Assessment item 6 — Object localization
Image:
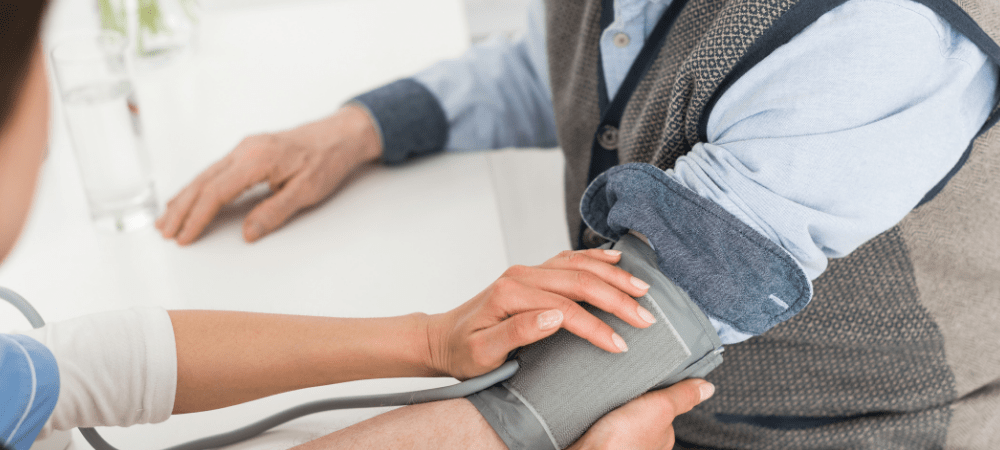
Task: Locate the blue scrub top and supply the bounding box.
[0,334,59,450]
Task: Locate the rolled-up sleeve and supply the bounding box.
[16,307,177,439]
[1,335,59,450]
[582,0,1000,343]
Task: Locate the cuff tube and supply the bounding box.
[580,163,812,336]
[468,234,724,449]
[350,78,449,165]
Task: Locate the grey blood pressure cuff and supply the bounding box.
[467,233,724,450]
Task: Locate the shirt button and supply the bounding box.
[597,125,619,150]
[613,32,630,48]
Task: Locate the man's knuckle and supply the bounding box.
[289,182,316,201]
[200,185,221,203]
[239,136,278,160]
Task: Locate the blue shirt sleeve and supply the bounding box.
[411,0,558,151]
[352,0,557,164]
[1,334,59,450]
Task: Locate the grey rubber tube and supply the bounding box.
[0,286,519,450]
[0,286,45,328]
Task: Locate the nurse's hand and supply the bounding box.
[155,105,381,245]
[425,248,657,380]
[569,378,714,450]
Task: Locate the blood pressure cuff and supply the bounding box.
[467,233,724,449]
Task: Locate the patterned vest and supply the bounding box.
[546,0,1000,447]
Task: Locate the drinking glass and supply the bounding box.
[51,32,158,232]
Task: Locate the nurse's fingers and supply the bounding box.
[472,309,564,368]
[513,267,654,330]
[487,280,626,354]
[541,249,651,299]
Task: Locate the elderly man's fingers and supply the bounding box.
[157,157,232,237]
[241,178,315,242]
[643,379,714,418]
[567,380,712,450]
[158,186,199,239]
[174,170,270,246]
[543,250,651,299]
[173,147,305,246]
[516,267,654,330]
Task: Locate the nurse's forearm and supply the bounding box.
[169,310,435,414]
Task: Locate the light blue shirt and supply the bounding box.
[0,334,59,450]
[599,0,671,99]
[413,0,1000,343]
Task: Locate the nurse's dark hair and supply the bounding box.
[0,0,48,132]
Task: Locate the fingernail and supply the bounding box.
[604,249,622,256]
[631,277,650,290]
[537,309,563,330]
[246,222,264,241]
[612,333,628,352]
[637,306,657,324]
[699,382,715,401]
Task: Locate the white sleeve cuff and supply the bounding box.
[16,306,177,435]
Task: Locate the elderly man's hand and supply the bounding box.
[155,104,381,245]
[570,378,714,450]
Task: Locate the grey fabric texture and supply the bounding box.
[466,385,557,450]
[581,163,811,336]
[675,226,955,449]
[350,78,449,165]
[469,234,723,449]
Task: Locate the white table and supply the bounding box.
[1,0,570,448]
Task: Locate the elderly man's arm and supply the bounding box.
[292,380,713,450]
[584,0,1000,344]
[156,0,555,245]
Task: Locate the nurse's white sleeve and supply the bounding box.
[15,307,177,439]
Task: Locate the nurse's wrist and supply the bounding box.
[421,311,453,378]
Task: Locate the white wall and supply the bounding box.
[464,0,530,41]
